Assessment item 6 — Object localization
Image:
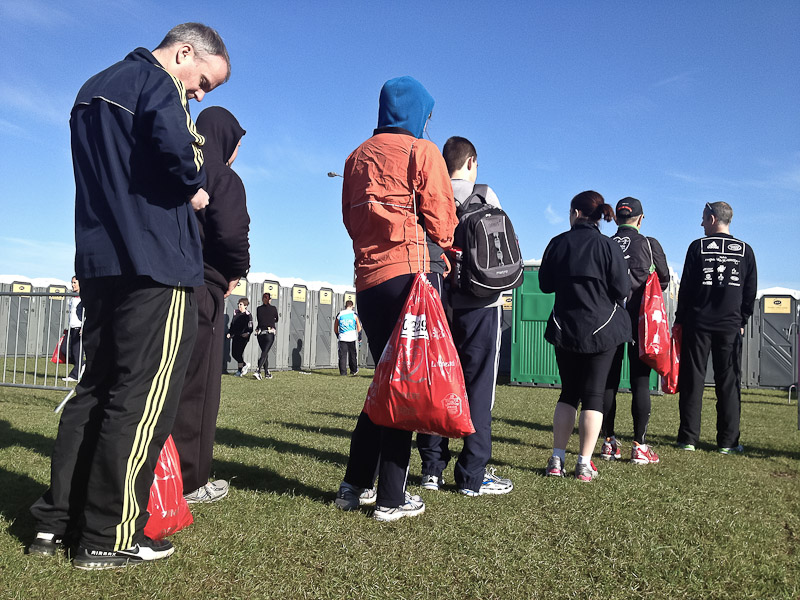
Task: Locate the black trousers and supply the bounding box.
[338,340,358,375]
[30,277,197,550]
[677,327,742,448]
[172,284,224,494]
[343,273,442,508]
[256,332,275,374]
[231,336,249,365]
[417,305,502,492]
[602,342,653,444]
[67,327,84,379]
[555,347,617,412]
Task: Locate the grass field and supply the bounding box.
[0,369,798,599]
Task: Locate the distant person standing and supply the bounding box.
[254,292,278,380]
[63,276,84,382]
[601,197,670,465]
[539,191,631,482]
[675,201,757,454]
[172,105,250,505]
[335,300,361,376]
[29,23,231,569]
[227,298,253,376]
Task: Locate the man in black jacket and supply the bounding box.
[601,198,670,465]
[675,201,757,454]
[29,23,230,569]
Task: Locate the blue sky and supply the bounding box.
[1,1,798,290]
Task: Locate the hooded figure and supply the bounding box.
[334,77,457,521]
[171,106,250,503]
[341,76,456,292]
[195,106,250,291]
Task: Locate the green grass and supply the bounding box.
[0,370,798,599]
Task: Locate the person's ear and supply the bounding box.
[175,44,194,65]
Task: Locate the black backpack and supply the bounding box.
[450,184,524,297]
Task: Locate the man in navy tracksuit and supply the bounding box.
[417,137,513,497]
[29,23,231,570]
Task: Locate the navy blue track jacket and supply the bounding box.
[71,47,206,287]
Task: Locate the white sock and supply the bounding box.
[552,449,566,462]
[577,454,592,465]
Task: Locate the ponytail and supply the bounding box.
[571,190,614,223]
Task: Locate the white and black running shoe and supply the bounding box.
[73,538,174,570]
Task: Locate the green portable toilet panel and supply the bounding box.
[510,267,657,390]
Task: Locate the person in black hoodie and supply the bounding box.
[539,191,631,482]
[601,197,670,465]
[172,105,249,504]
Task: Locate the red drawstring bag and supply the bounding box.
[364,273,475,438]
[50,331,67,364]
[661,324,682,394]
[144,435,193,540]
[638,270,671,377]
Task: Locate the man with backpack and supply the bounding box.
[417,136,517,497]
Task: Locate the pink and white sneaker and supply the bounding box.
[600,437,621,461]
[575,461,598,482]
[631,443,660,465]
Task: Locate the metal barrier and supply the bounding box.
[0,289,78,392]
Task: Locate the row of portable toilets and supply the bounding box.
[1,273,797,391]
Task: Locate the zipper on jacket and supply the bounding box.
[592,304,617,335]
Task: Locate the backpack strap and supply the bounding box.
[645,237,655,273]
[457,184,490,216]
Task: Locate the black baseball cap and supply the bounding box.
[616,197,643,217]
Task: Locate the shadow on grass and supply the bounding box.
[215,426,348,466]
[492,416,552,433]
[212,459,333,503]
[310,410,359,421]
[280,422,353,439]
[0,420,54,458]
[0,466,46,546]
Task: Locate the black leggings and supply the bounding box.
[555,347,617,413]
[602,343,653,443]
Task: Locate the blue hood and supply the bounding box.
[376,76,434,139]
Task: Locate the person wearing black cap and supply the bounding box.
[601,197,669,465]
[675,201,757,454]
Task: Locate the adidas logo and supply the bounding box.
[707,241,720,250]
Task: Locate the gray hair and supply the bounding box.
[704,201,733,225]
[155,23,231,82]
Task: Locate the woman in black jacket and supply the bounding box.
[539,191,631,481]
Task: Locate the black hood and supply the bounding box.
[196,106,246,167]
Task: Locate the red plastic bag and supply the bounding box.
[638,271,671,376]
[50,332,67,364]
[661,324,682,394]
[364,273,475,438]
[144,435,193,540]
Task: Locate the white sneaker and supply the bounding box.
[421,474,444,491]
[373,492,425,522]
[184,480,229,503]
[240,363,250,376]
[459,468,513,496]
[253,372,262,381]
[334,481,375,511]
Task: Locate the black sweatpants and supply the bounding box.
[172,284,224,494]
[256,332,275,375]
[338,340,358,375]
[343,272,442,508]
[30,277,197,551]
[231,336,249,365]
[417,304,502,492]
[602,342,653,444]
[67,327,84,379]
[677,327,742,448]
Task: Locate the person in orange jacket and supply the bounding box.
[334,76,457,522]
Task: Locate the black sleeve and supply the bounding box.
[538,239,556,293]
[607,239,632,303]
[202,170,250,280]
[649,237,670,291]
[675,242,697,325]
[740,245,758,326]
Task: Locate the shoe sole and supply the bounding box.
[476,485,513,495]
[421,484,441,491]
[373,504,425,522]
[74,558,132,570]
[28,545,59,557]
[631,458,659,465]
[545,470,565,477]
